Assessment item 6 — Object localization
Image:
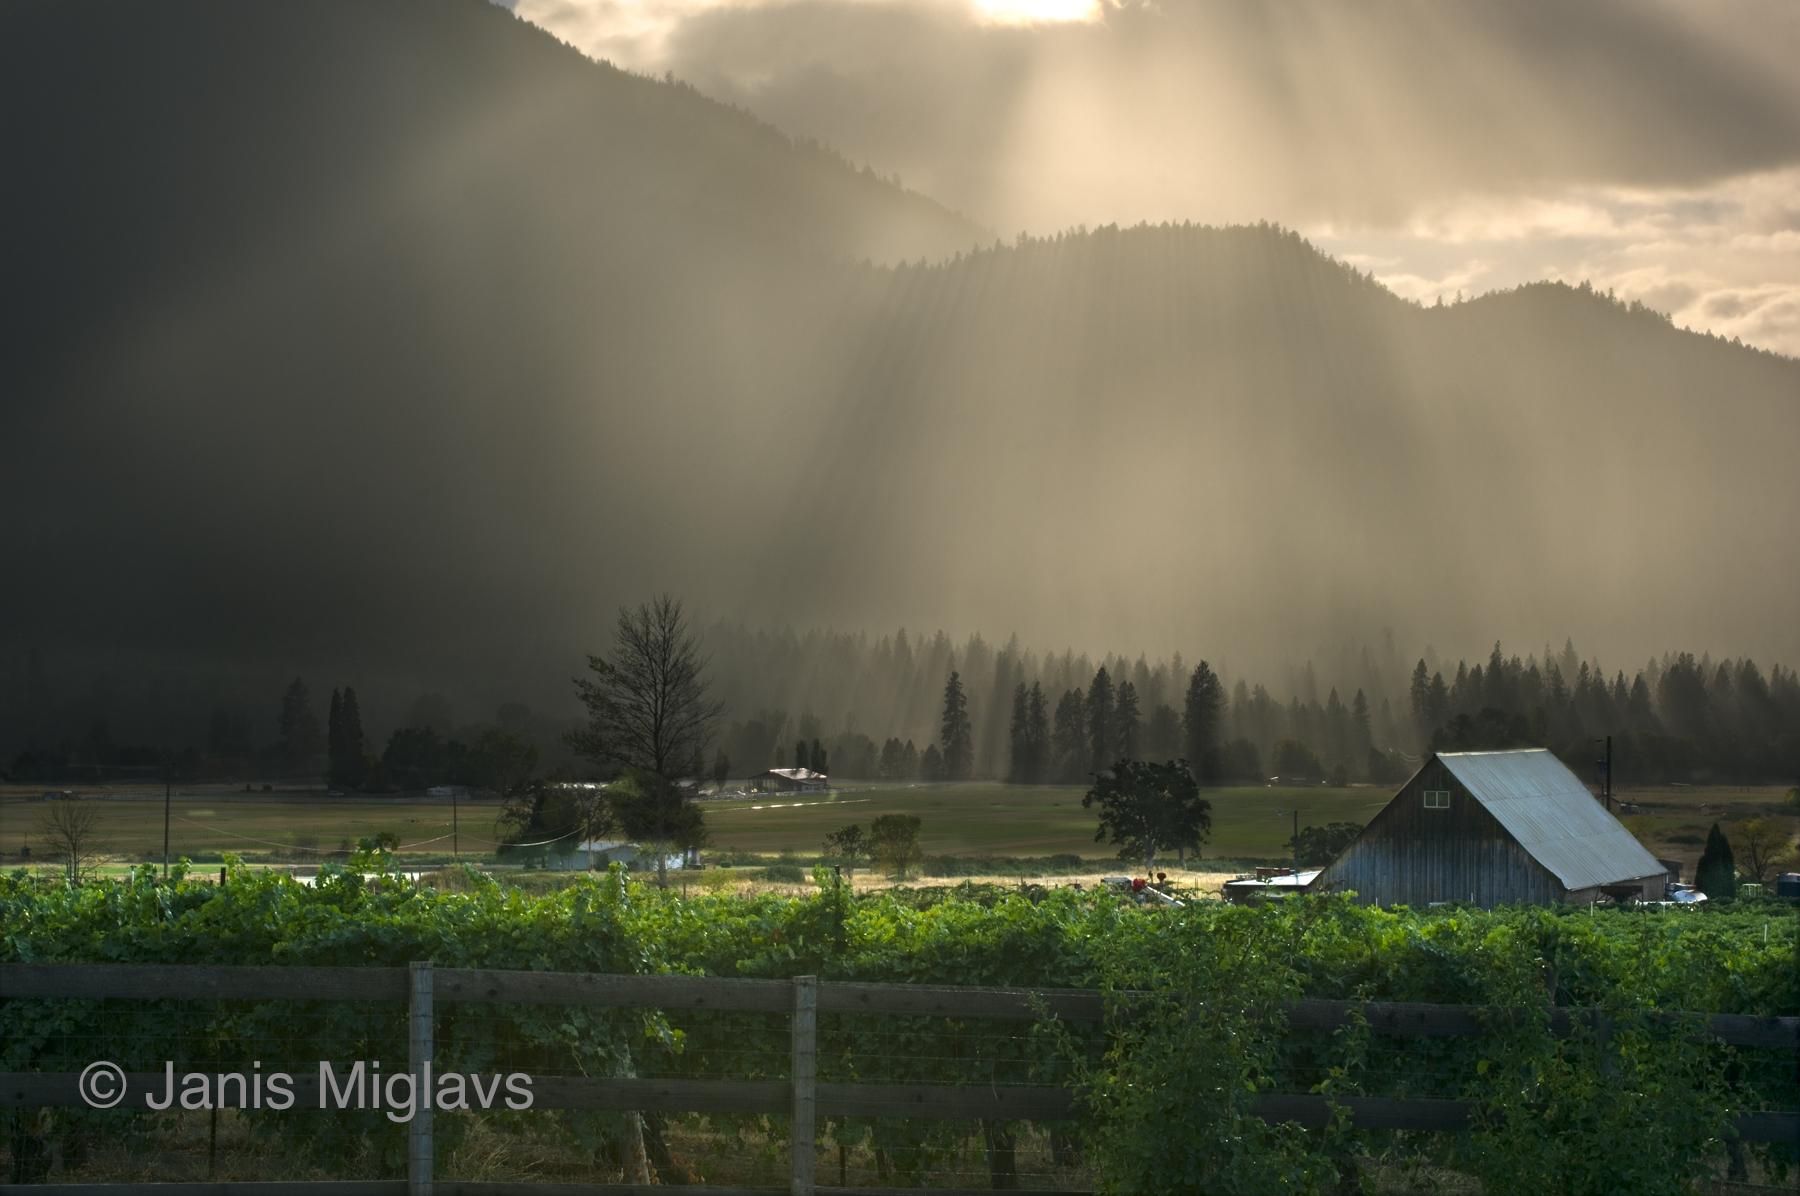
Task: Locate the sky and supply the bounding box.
[501,0,1800,356]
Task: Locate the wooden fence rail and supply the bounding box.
[3,962,1795,1196]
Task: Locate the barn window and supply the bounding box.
[1423,789,1451,809]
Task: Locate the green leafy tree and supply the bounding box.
[870,813,923,880]
[939,671,973,779]
[1727,817,1796,886]
[823,823,868,883]
[1695,822,1737,899]
[1271,738,1322,781]
[1217,737,1263,781]
[568,594,724,887]
[1083,758,1212,873]
[470,728,539,797]
[1289,821,1363,867]
[1183,662,1224,780]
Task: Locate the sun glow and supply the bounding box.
[970,0,1101,25]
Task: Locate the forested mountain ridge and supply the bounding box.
[1,0,1796,760]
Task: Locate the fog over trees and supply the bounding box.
[9,625,1796,791]
[3,1,1797,781]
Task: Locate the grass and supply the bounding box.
[2,781,1791,882]
[702,781,1392,861]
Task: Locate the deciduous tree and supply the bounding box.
[823,823,868,884]
[870,813,923,880]
[1728,817,1797,885]
[568,595,724,886]
[36,799,108,885]
[1082,759,1210,874]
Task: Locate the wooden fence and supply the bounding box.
[2,963,1796,1196]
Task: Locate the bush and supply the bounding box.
[763,863,807,883]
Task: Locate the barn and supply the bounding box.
[1310,748,1668,908]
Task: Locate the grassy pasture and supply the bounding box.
[1,781,1791,879]
[701,781,1392,861]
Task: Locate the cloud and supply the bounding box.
[507,0,1800,351]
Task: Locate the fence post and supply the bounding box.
[409,960,434,1196]
[791,975,817,1196]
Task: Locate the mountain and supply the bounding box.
[2,0,1797,752]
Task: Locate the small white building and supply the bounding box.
[751,767,830,794]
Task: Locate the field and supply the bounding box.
[2,780,1792,881]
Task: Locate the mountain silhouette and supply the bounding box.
[2,0,1796,750]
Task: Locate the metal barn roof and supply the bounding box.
[1437,749,1665,891]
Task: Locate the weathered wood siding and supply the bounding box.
[1314,760,1568,907]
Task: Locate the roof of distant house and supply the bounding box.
[1436,749,1664,890]
[759,767,829,781]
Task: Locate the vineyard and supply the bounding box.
[2,856,1796,1195]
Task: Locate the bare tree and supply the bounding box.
[36,801,109,885]
[568,595,724,886]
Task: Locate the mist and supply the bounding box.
[2,0,1798,764]
[517,0,1800,354]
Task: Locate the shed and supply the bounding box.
[1309,749,1668,907]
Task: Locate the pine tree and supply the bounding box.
[1008,682,1030,782]
[328,687,367,789]
[1053,689,1087,782]
[1427,672,1450,730]
[1183,662,1224,779]
[1409,660,1431,741]
[921,742,946,782]
[1026,682,1049,783]
[1695,822,1738,899]
[813,739,827,775]
[326,688,345,762]
[1350,689,1372,759]
[1087,666,1116,775]
[1115,681,1141,761]
[277,678,322,769]
[940,671,974,779]
[795,740,810,770]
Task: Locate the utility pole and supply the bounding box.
[1292,808,1300,882]
[1605,735,1613,811]
[163,761,173,880]
[452,788,459,859]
